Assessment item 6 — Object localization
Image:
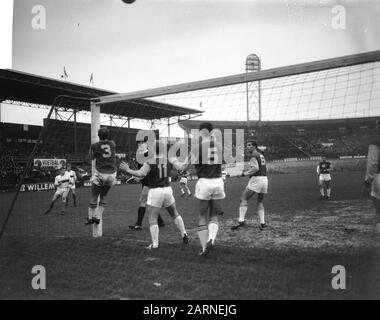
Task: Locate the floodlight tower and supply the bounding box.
[245,53,261,129]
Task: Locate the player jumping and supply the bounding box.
[43,167,73,215]
[317,157,332,200]
[85,127,117,226]
[66,163,77,206]
[231,140,268,231]
[179,171,192,197]
[120,141,188,249]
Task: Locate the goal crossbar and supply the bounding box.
[95,50,380,105]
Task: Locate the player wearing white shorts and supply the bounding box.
[66,163,77,207]
[120,141,188,249]
[231,140,268,231]
[317,157,332,200]
[179,171,192,197]
[85,128,117,226]
[363,119,380,233]
[129,141,165,231]
[174,122,225,256]
[43,167,73,215]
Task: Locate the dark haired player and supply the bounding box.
[173,122,225,256]
[120,141,188,249]
[231,140,268,231]
[129,140,165,230]
[85,127,117,226]
[317,157,332,200]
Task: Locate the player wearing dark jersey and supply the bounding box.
[231,140,268,231]
[120,141,188,249]
[85,128,117,226]
[317,157,332,199]
[173,122,225,256]
[129,141,165,230]
[363,119,380,233]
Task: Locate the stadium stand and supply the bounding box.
[179,117,376,160]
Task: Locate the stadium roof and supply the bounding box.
[0,69,202,120]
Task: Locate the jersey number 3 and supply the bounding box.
[101,144,112,158]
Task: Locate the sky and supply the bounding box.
[1,0,380,136]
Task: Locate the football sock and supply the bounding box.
[239,206,247,223]
[257,203,265,224]
[327,189,331,197]
[320,188,324,196]
[96,205,105,219]
[136,206,146,226]
[88,207,95,220]
[149,224,159,248]
[208,222,219,244]
[186,187,191,195]
[73,194,77,206]
[174,215,186,237]
[197,225,209,251]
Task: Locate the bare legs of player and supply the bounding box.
[180,183,192,197]
[147,203,188,249]
[232,189,266,230]
[319,181,331,199]
[197,199,221,255]
[86,184,110,225]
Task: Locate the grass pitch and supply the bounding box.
[1,170,380,299]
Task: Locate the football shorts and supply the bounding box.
[53,187,70,201]
[180,177,188,185]
[246,176,268,194]
[195,177,225,200]
[319,174,332,184]
[371,174,380,200]
[92,170,117,187]
[147,186,175,208]
[69,183,76,190]
[139,186,149,207]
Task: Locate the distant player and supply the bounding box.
[129,140,165,231]
[363,119,380,233]
[179,171,192,197]
[173,122,225,256]
[317,157,332,199]
[85,127,117,225]
[231,140,268,231]
[66,163,77,207]
[120,141,188,249]
[43,167,73,215]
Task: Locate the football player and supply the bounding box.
[120,141,188,249]
[66,163,77,207]
[173,122,225,256]
[317,157,332,199]
[85,127,117,226]
[43,167,73,215]
[363,119,380,233]
[231,140,268,231]
[129,140,166,231]
[179,171,192,197]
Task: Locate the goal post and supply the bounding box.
[90,101,102,237]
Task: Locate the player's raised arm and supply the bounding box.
[120,161,151,178]
[54,175,60,187]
